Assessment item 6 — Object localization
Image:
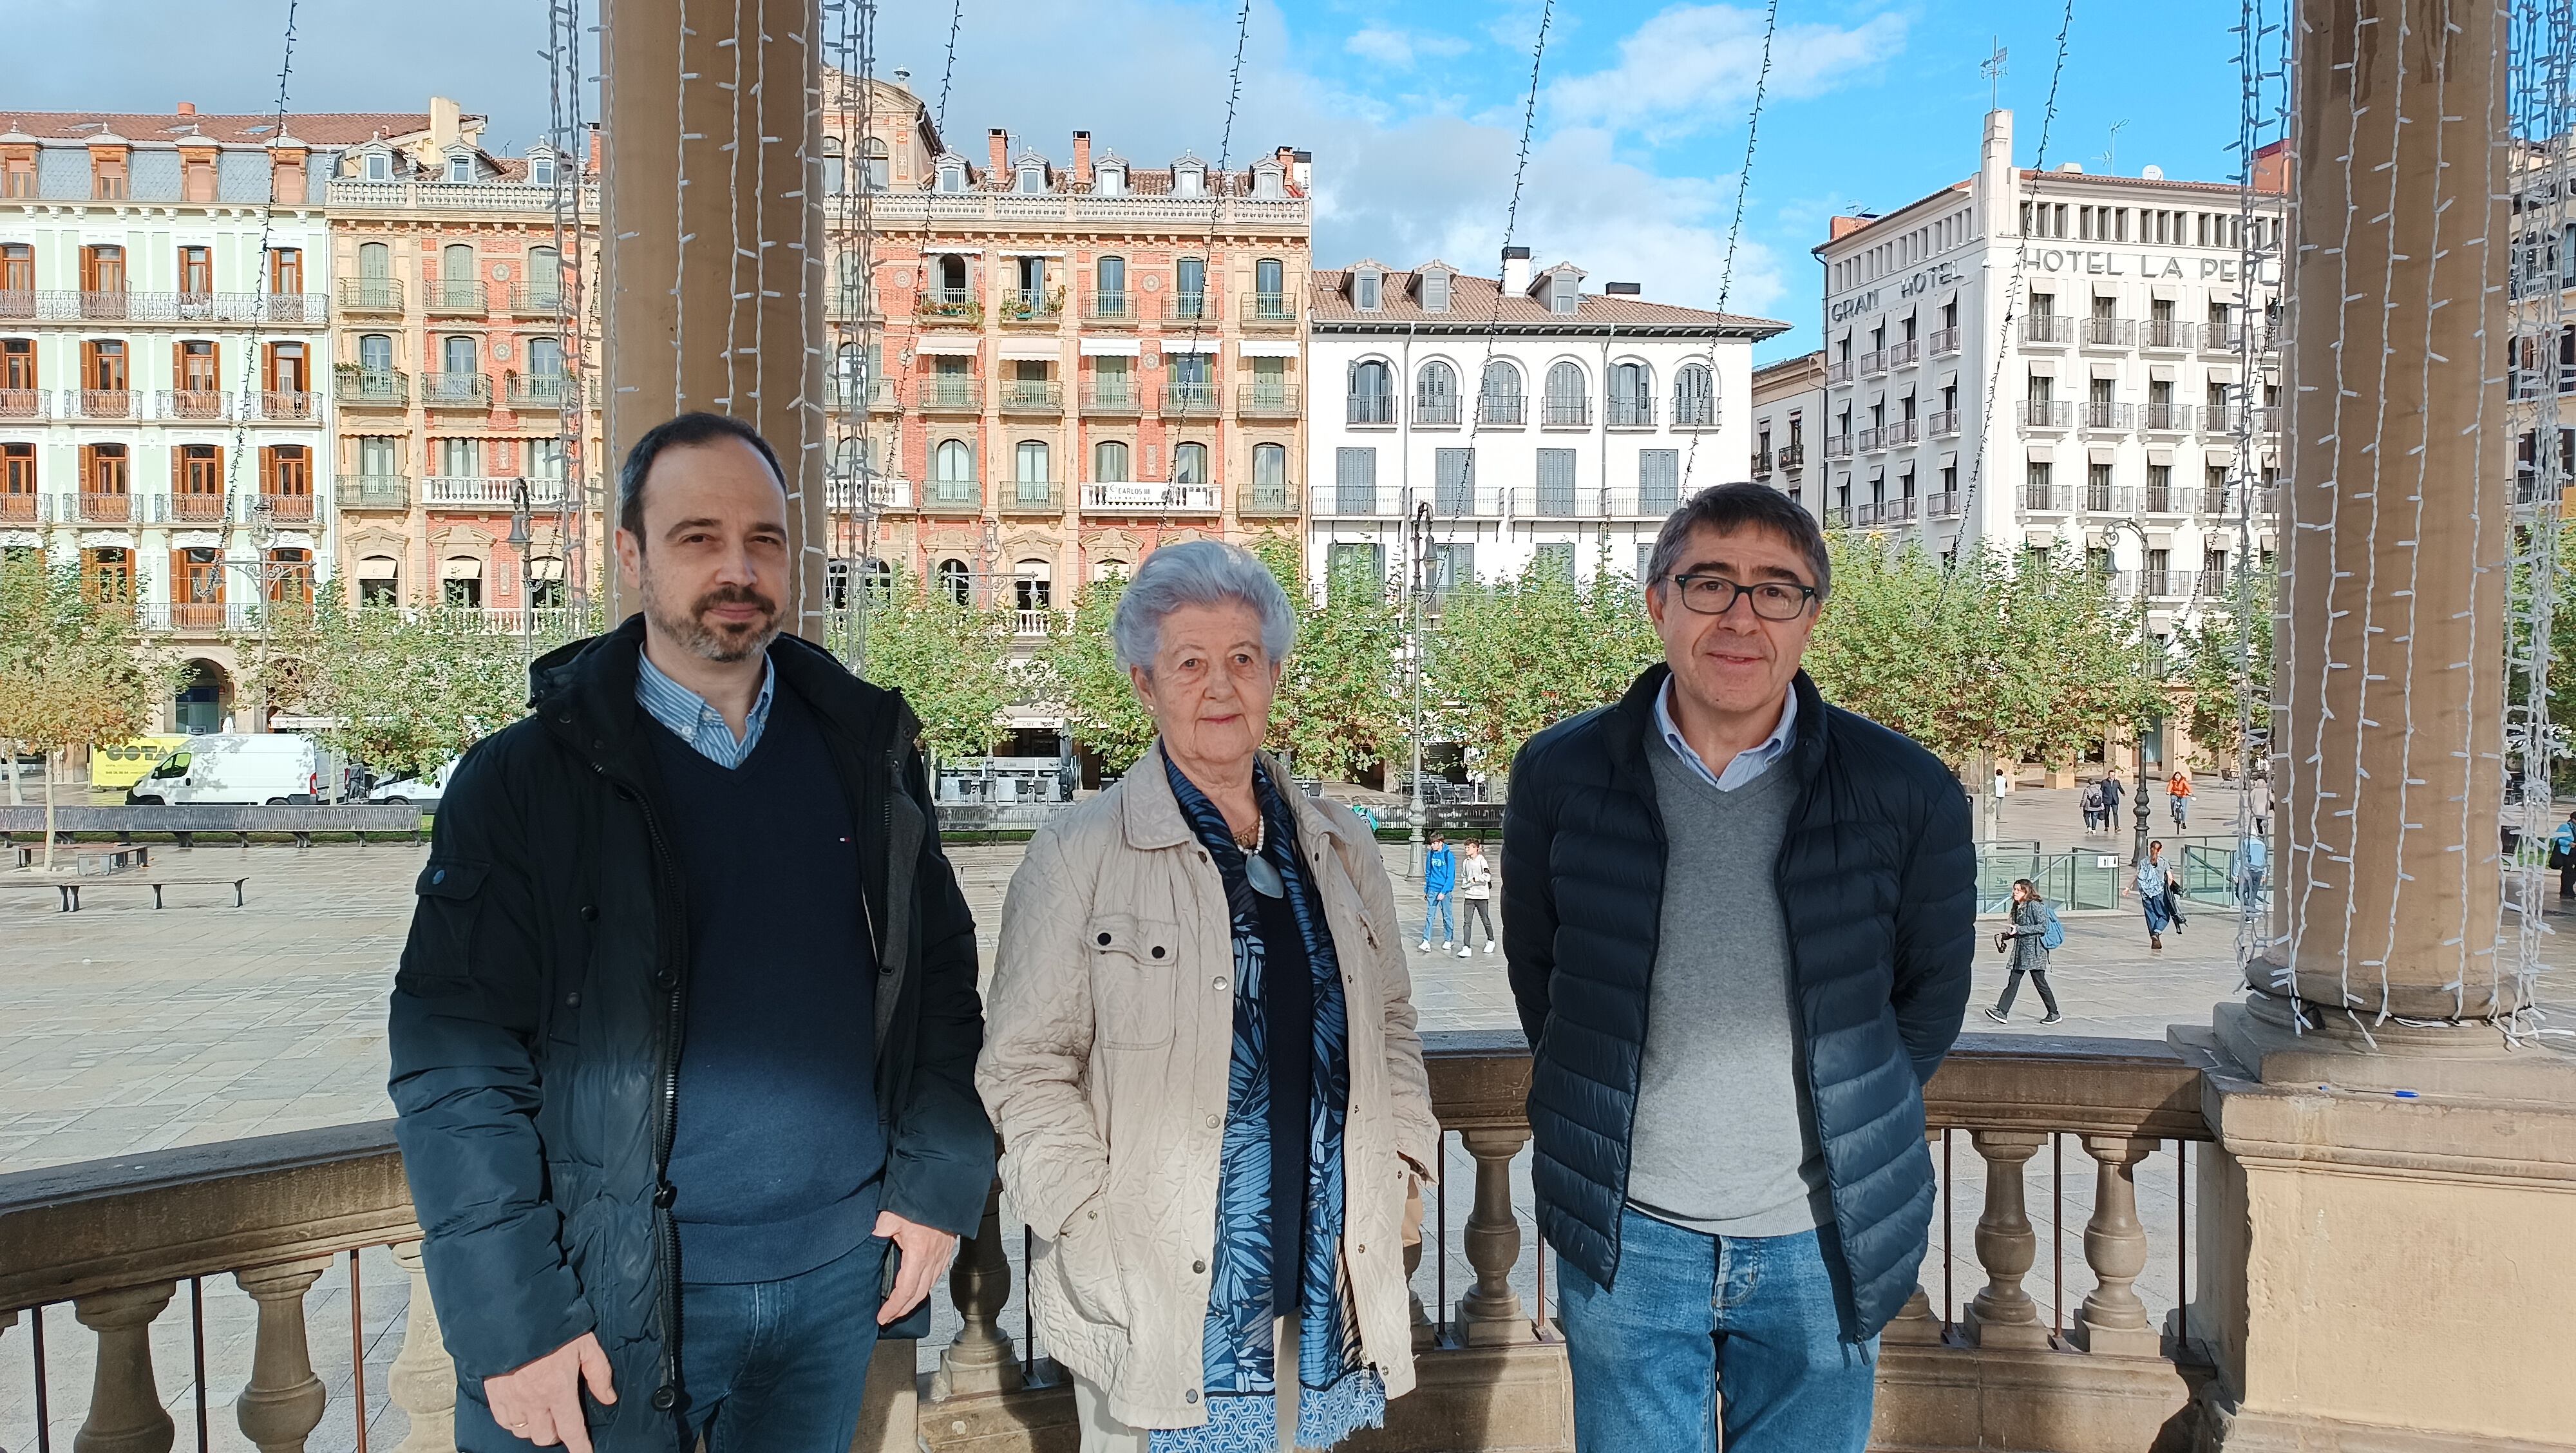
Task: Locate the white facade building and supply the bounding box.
[1749,350,1824,505]
[1812,109,2286,627]
[1304,249,1786,591]
[1,107,367,730]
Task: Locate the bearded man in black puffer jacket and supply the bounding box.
[1501,482,1974,1453]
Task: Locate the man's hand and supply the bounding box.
[875,1210,961,1325]
[484,1331,614,1451]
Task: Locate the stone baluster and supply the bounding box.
[1404,1172,1434,1349]
[387,1242,458,1453]
[1454,1128,1533,1347]
[73,1281,177,1453]
[1962,1131,2050,1349]
[2070,1136,2162,1356]
[931,1180,1021,1400]
[234,1255,333,1452]
[1882,1129,1947,1345]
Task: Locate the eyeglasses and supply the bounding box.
[1665,573,1819,620]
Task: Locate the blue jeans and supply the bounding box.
[674,1232,889,1452]
[1423,890,1454,943]
[1558,1210,1877,1453]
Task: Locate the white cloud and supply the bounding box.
[1551,3,1909,137]
[1345,24,1472,70]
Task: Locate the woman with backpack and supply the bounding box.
[1985,878,2064,1024]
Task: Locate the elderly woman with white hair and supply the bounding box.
[978,540,1439,1453]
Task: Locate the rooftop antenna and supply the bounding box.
[2099,118,2128,175]
[1981,40,2007,113]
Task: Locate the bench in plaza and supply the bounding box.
[0,804,426,850]
[0,878,85,912]
[0,873,252,911]
[8,843,149,873]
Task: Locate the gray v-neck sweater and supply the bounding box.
[1624,732,1833,1237]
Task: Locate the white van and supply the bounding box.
[127,734,321,806]
[368,757,458,808]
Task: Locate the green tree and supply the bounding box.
[1273,554,1408,782]
[2176,565,2275,771]
[1037,568,1157,774]
[0,553,180,865]
[1428,548,1661,784]
[860,569,1014,763]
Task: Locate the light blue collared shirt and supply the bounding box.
[1654,675,1798,792]
[636,650,776,769]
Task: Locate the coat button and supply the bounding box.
[652,968,676,990]
[580,904,598,921]
[1205,1114,1219,1128]
[1212,976,1227,991]
[430,868,446,886]
[1097,932,1112,946]
[1191,1260,1206,1274]
[1150,946,1166,959]
[564,992,581,1007]
[1184,1390,1199,1404]
[650,1385,677,1412]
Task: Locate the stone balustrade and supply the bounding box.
[0,1034,2220,1453]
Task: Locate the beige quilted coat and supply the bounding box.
[976,743,1441,1432]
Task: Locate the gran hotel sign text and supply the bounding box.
[1830,251,2279,323]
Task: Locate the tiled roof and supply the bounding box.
[0,111,453,146]
[1309,269,1787,335]
[944,164,1300,200]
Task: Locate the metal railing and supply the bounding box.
[1081,482,1220,513]
[921,482,982,514]
[0,493,34,524]
[1929,327,1962,356]
[998,480,1065,514]
[2143,319,2197,349]
[255,390,319,422]
[419,372,491,408]
[1926,489,1964,518]
[1238,482,1299,516]
[1086,292,1135,323]
[2081,317,2136,347]
[2142,403,2193,431]
[1237,384,1301,418]
[828,377,902,412]
[2079,401,2134,430]
[1,290,331,324]
[423,280,485,314]
[1752,450,1774,478]
[2082,484,2138,513]
[1240,291,1296,325]
[334,370,408,407]
[1884,418,1920,446]
[1315,484,1393,515]
[1776,442,1806,468]
[1475,395,1524,426]
[2023,484,2070,511]
[918,289,982,324]
[507,283,566,315]
[2143,484,2187,514]
[1081,381,1144,414]
[997,381,1063,413]
[1347,394,1395,425]
[1826,357,1855,384]
[1164,292,1215,323]
[1859,348,1891,376]
[1673,394,1714,427]
[1541,396,1589,427]
[168,491,231,524]
[77,491,137,524]
[1606,397,1655,428]
[1927,409,1962,437]
[998,288,1065,323]
[2023,315,2077,345]
[506,375,571,410]
[918,378,983,412]
[1825,433,1856,459]
[0,388,46,420]
[2020,400,2074,428]
[156,389,230,421]
[334,475,410,510]
[336,278,403,310]
[73,388,135,420]
[252,492,316,524]
[1162,383,1222,418]
[823,474,915,513]
[1857,426,1886,452]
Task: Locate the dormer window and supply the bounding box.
[938,162,966,194]
[446,153,473,184]
[1550,274,1579,314]
[364,151,390,182]
[1252,164,1283,200]
[1354,269,1383,311]
[1095,162,1126,196]
[1173,164,1205,198]
[529,154,555,187]
[1016,162,1045,194]
[1420,270,1451,312]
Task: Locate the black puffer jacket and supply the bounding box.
[388,617,994,1451]
[1501,665,1973,1338]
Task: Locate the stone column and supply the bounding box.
[2271,0,2512,1022]
[600,0,828,636]
[386,1242,457,1453]
[233,1256,333,1453]
[73,1282,176,1453]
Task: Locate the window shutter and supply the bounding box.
[1336,445,1377,513]
[1638,450,1679,513]
[1536,448,1576,515]
[1434,448,1473,514]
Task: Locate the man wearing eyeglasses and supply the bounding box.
[1501,482,1974,1453]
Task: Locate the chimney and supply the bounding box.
[1500,245,1532,296]
[175,101,196,117]
[587,122,603,173]
[1827,215,1873,241]
[1982,107,2016,234]
[987,128,1009,178]
[1072,130,1092,185]
[430,95,463,150]
[1292,149,1312,191]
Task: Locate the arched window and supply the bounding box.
[938,254,967,299]
[1544,360,1589,426]
[936,557,971,605]
[1095,255,1127,316]
[1016,162,1046,194]
[1173,257,1207,319]
[1173,163,1205,198]
[1674,363,1714,426]
[439,243,477,311]
[1253,442,1287,486]
[822,137,846,195]
[1479,359,1524,424]
[526,246,561,308]
[937,160,967,193]
[861,138,889,191]
[357,333,394,373]
[1095,162,1126,196]
[931,439,974,506]
[1609,361,1653,426]
[356,240,390,280]
[1349,359,1393,424]
[1416,360,1458,423]
[1093,557,1130,582]
[836,252,868,316]
[1016,439,1051,482]
[1094,439,1130,482]
[1253,165,1283,200]
[1173,441,1207,484]
[356,555,399,605]
[1014,558,1054,614]
[441,555,483,608]
[528,337,563,378]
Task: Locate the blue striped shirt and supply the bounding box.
[636,650,776,769]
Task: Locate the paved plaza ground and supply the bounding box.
[2,784,2569,1450]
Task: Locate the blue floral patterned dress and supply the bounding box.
[1158,755,1386,1453]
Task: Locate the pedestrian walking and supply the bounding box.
[1502,484,1975,1453]
[2250,772,2275,836]
[1458,839,1497,954]
[1420,831,1457,951]
[2079,778,2106,833]
[2234,833,2269,908]
[2168,769,2193,829]
[387,413,996,1453]
[1984,879,2063,1025]
[979,542,1437,1453]
[2551,811,2576,900]
[2101,773,2126,833]
[2136,839,2184,950]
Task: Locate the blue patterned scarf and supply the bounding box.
[1157,753,1385,1453]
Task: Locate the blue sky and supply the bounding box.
[6,0,2275,358]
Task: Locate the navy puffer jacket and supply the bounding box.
[1501,665,1974,1338]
